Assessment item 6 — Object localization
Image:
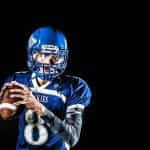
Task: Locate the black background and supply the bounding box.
[0,9,97,150]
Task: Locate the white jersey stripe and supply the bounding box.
[65,142,70,150]
[30,88,66,103]
[67,104,85,112]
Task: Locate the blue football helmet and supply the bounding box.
[27,26,68,80]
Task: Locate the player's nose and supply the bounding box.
[40,54,52,64]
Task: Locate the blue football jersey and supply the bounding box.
[3,71,91,150]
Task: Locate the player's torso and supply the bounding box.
[14,72,70,150]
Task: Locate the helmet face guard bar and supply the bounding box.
[28,48,68,80]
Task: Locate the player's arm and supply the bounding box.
[41,104,84,147]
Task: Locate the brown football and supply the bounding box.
[0,85,23,120]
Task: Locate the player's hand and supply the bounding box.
[8,81,46,116]
[0,82,15,100]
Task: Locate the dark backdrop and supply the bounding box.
[0,14,97,150]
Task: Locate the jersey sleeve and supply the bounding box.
[41,78,92,147]
[0,73,16,90]
[66,77,92,108]
[1,71,30,86]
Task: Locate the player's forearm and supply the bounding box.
[41,106,83,147]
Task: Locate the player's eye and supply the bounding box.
[50,55,64,64]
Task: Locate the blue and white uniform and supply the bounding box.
[5,71,91,150]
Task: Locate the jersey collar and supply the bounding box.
[31,73,51,90]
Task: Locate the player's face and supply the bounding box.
[33,52,64,73]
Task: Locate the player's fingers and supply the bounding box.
[0,83,12,97]
[10,94,25,99]
[10,81,21,85]
[3,82,14,86]
[17,99,34,109]
[9,89,23,93]
[9,82,31,96]
[13,100,28,106]
[25,104,35,109]
[11,81,24,87]
[0,88,6,97]
[11,81,28,90]
[1,82,14,90]
[0,82,16,97]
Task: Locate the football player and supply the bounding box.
[0,26,92,150]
